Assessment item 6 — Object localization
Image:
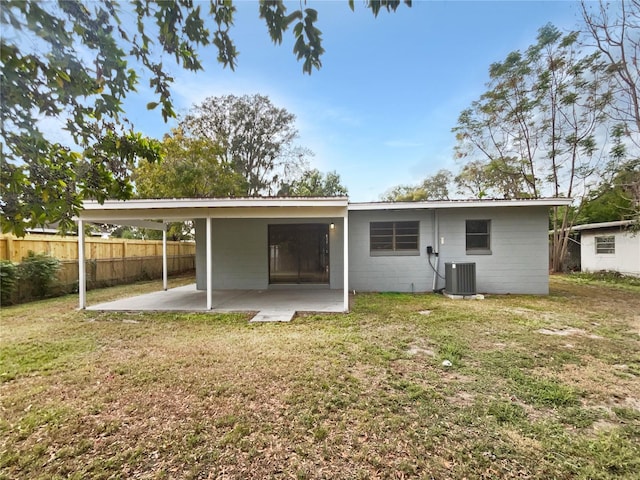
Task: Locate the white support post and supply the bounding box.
[343,212,349,312]
[206,216,213,310]
[78,219,86,309]
[162,224,168,291]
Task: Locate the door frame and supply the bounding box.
[268,223,330,285]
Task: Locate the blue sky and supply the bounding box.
[122,0,583,201]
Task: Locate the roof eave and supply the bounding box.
[348,198,573,211]
[570,219,637,232]
[81,197,350,212]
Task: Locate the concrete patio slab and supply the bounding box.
[86,284,345,315]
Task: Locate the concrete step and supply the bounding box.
[249,310,296,322]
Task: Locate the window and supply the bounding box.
[595,235,615,254]
[466,219,491,253]
[370,221,419,255]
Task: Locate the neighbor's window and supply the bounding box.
[466,219,491,253]
[595,235,615,254]
[370,221,419,255]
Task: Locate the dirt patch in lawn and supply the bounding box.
[538,327,603,339]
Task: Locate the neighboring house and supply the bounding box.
[572,220,639,277]
[78,197,571,310]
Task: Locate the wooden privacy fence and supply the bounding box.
[1,234,196,295]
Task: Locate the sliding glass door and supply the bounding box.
[268,224,329,284]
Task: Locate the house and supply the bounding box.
[77,197,572,311]
[571,220,639,277]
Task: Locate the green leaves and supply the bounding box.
[1,0,412,236]
[259,0,411,75]
[293,8,324,75]
[278,169,348,197]
[259,0,293,45]
[454,22,617,201]
[453,21,622,271]
[367,0,412,18]
[133,129,246,199]
[383,170,452,201]
[259,2,324,75]
[182,94,308,195]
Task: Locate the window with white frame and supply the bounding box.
[370,221,419,255]
[595,235,615,254]
[466,219,491,253]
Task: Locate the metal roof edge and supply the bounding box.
[347,198,573,211]
[82,197,350,210]
[570,219,637,231]
[81,197,572,213]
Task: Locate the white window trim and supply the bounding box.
[466,219,492,255]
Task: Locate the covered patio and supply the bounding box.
[77,198,350,315]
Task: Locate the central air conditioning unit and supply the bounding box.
[445,262,476,295]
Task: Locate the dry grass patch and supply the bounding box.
[1,275,639,479]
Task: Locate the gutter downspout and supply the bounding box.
[432,209,440,292]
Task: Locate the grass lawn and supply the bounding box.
[1,275,639,479]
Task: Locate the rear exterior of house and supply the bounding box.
[192,200,557,295]
[78,197,570,311]
[348,204,551,294]
[574,221,640,277]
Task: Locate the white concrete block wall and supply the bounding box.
[195,206,552,294]
[349,207,550,294]
[211,218,268,289]
[581,231,640,277]
[436,206,550,294]
[195,217,344,290]
[195,218,206,290]
[348,210,435,292]
[329,219,345,289]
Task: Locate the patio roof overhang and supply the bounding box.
[76,197,351,314]
[79,197,349,223]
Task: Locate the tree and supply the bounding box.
[278,169,348,196]
[453,24,616,271]
[133,129,245,199]
[182,94,310,195]
[581,0,640,143]
[1,0,411,235]
[131,128,247,241]
[455,159,533,199]
[383,170,452,201]
[578,158,640,224]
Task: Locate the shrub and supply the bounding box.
[0,260,18,305]
[17,251,61,299]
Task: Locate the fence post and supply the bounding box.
[4,236,12,261]
[122,240,127,282]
